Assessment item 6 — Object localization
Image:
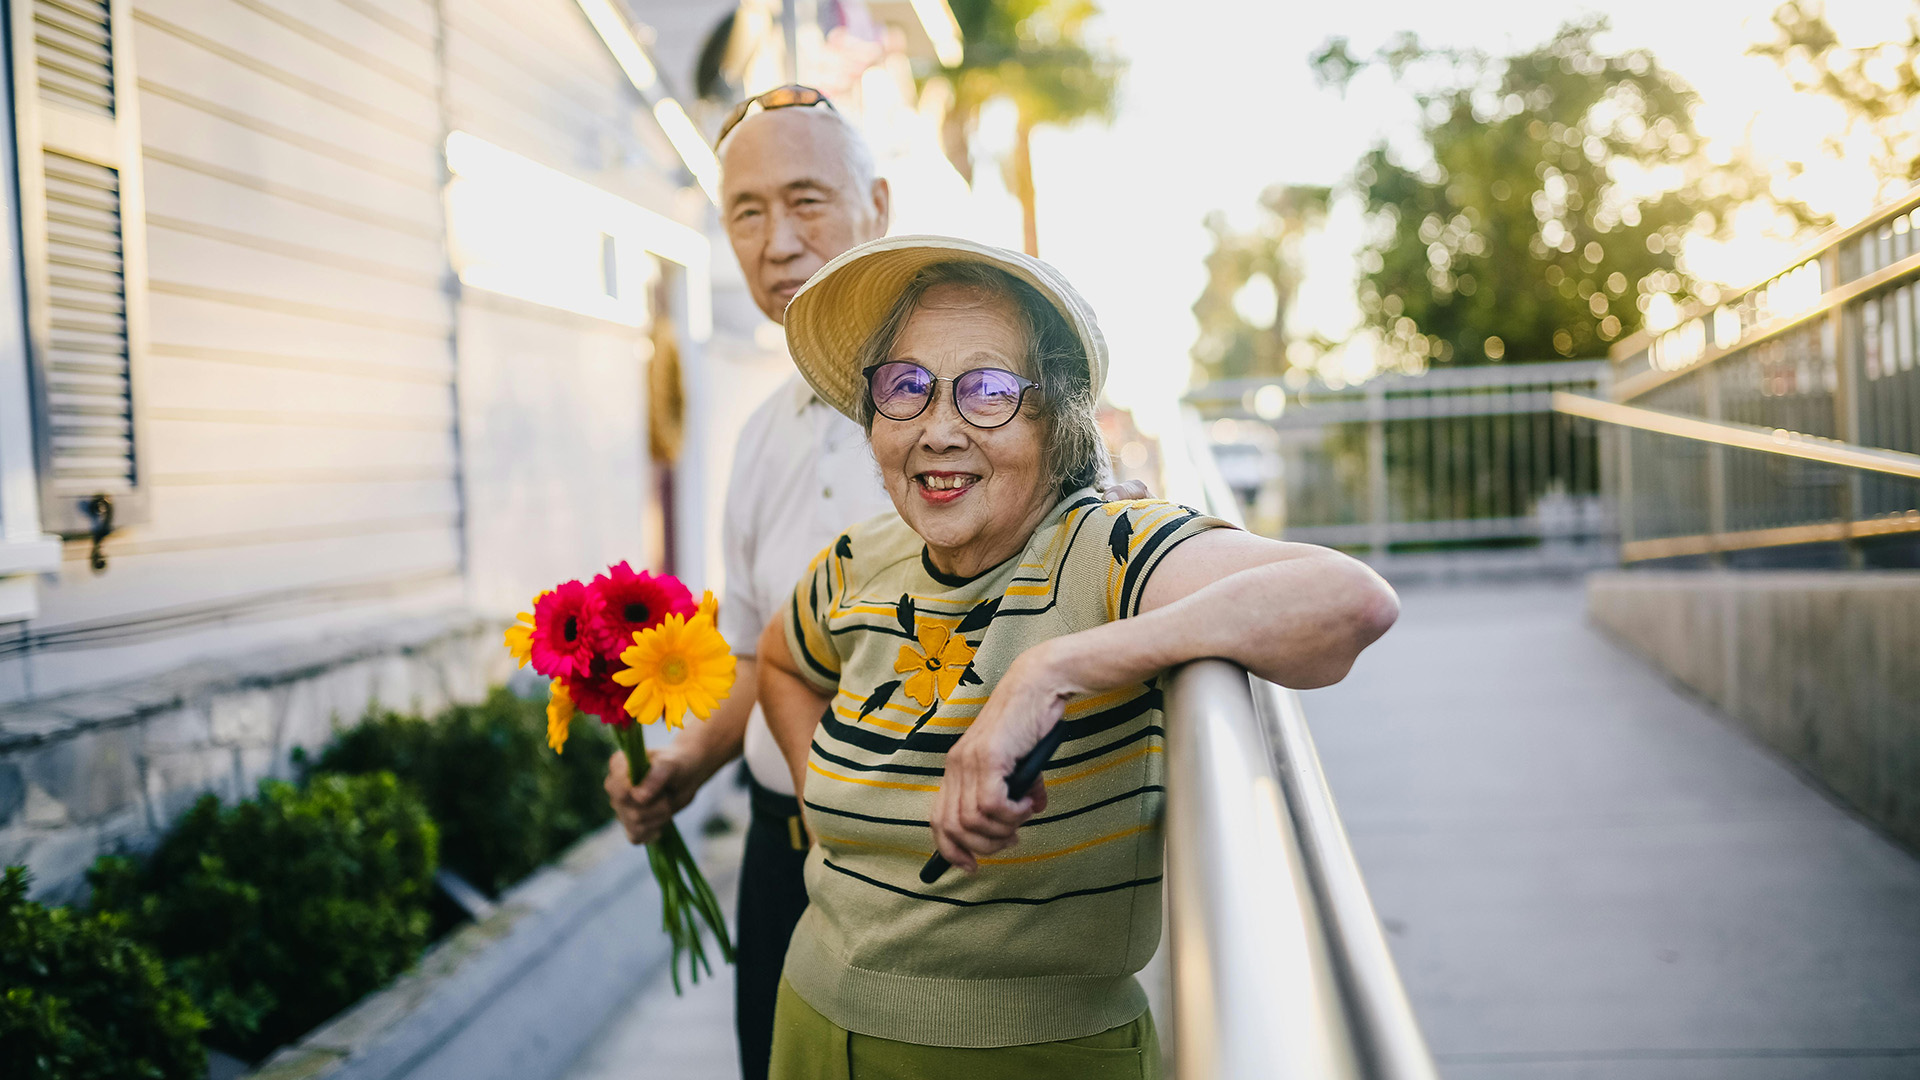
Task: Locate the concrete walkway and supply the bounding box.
[1302,581,1920,1079]
[562,807,745,1080]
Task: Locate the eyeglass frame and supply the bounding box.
[716,85,837,148]
[861,361,1041,430]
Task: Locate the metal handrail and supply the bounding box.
[1552,392,1920,480]
[1163,410,1437,1079]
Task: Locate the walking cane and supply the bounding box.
[920,723,1070,884]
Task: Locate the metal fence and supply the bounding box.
[1599,188,1920,565]
[1190,361,1613,558]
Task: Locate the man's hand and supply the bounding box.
[1100,478,1152,502]
[605,656,756,845]
[606,744,706,845]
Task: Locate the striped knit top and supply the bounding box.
[781,489,1232,1047]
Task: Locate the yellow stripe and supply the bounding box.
[809,760,941,792]
[795,611,839,675]
[1048,744,1161,786]
[1005,584,1052,596]
[815,831,930,858]
[837,689,922,715]
[1066,686,1143,716]
[1129,506,1184,552]
[833,704,913,734]
[980,823,1159,866]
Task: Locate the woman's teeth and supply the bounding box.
[917,474,979,491]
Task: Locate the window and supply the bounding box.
[10,0,150,537]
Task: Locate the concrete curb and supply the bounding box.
[251,780,739,1080]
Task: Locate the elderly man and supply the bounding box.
[605,88,1143,1080]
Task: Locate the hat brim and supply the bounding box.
[783,235,1108,423]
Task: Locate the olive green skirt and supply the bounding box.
[769,979,1160,1080]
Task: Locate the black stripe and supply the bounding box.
[1048,723,1163,770]
[788,594,839,682]
[802,784,1164,830]
[818,709,963,756]
[810,741,946,777]
[815,689,1159,762]
[828,621,918,639]
[1050,689,1160,746]
[823,859,1160,907]
[1118,513,1201,618]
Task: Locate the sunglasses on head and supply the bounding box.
[863,361,1039,430]
[717,84,837,147]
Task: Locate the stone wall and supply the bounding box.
[0,616,515,901]
[1587,571,1920,850]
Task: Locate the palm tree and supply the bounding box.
[941,0,1122,256]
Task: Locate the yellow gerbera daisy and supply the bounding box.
[895,621,976,707]
[503,591,549,668]
[696,590,718,623]
[546,679,574,753]
[614,613,736,729]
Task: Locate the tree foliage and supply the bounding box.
[942,0,1122,254]
[1191,184,1330,382]
[1315,18,1818,368]
[1751,0,1920,196]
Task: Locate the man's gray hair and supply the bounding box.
[853,261,1108,499]
[717,104,877,193]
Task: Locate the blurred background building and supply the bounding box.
[0,0,988,901]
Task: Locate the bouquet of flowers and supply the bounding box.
[504,562,736,991]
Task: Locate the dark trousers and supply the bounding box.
[737,776,810,1080]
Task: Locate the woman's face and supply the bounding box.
[868,283,1053,575]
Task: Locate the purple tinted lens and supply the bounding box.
[955,368,1025,424]
[871,362,933,418]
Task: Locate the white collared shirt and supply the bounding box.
[718,374,896,794]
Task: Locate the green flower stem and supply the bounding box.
[617,721,736,993]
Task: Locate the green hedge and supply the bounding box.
[1,866,206,1080]
[90,773,437,1062]
[313,687,616,896]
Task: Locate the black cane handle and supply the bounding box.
[919,723,1069,884]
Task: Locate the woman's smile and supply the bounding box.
[913,470,981,503]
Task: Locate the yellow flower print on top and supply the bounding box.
[894,621,976,708]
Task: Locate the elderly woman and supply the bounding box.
[756,236,1397,1079]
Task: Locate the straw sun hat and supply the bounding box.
[783,235,1108,423]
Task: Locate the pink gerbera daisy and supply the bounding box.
[588,562,696,656]
[565,659,632,723]
[529,580,603,680]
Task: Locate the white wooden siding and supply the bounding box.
[4,0,457,700]
[2,0,690,702]
[442,0,671,616]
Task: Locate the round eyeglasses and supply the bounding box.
[863,361,1038,430]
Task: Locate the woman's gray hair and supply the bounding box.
[853,261,1108,498]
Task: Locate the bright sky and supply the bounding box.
[972,0,1910,435]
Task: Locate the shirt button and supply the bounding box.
[823,486,833,498]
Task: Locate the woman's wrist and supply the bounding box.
[1026,634,1098,700]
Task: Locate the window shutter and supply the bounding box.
[11,0,149,536]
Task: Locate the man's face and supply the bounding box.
[719,109,889,324]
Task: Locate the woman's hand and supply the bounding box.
[929,641,1083,874]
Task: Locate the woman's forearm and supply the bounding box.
[1046,550,1397,695]
[756,617,833,797]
